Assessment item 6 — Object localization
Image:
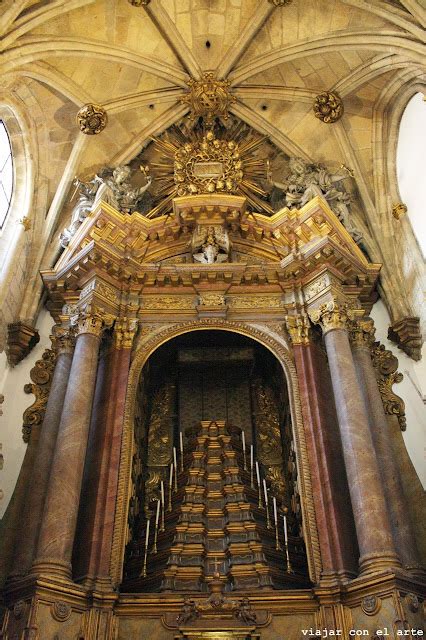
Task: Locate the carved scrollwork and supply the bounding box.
[361,594,381,615]
[51,601,72,622]
[371,342,406,431]
[251,379,286,497]
[22,348,56,443]
[145,381,176,506]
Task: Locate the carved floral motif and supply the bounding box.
[313,92,344,123]
[76,103,107,135]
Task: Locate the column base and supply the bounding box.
[31,557,72,581]
[359,550,402,574]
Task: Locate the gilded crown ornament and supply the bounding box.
[313,91,343,123]
[182,73,236,125]
[174,131,244,197]
[76,103,108,135]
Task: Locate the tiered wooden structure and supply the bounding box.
[123,421,309,593]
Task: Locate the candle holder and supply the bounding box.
[258,483,262,508]
[161,504,165,531]
[250,464,254,489]
[275,521,281,550]
[168,482,173,512]
[153,525,158,554]
[265,499,271,529]
[284,541,294,574]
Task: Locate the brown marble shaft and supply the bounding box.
[387,414,426,566]
[13,350,73,575]
[32,331,101,578]
[0,424,41,586]
[73,341,132,587]
[324,328,400,574]
[294,342,358,581]
[352,344,421,569]
[96,346,132,580]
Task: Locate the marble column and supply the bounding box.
[73,319,136,588]
[287,315,358,582]
[0,424,41,586]
[350,319,421,570]
[32,313,105,579]
[309,302,401,574]
[12,330,75,576]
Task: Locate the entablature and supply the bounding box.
[41,195,381,325]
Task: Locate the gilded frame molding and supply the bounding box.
[110,318,322,586]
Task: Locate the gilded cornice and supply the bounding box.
[41,197,381,323]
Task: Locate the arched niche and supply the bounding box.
[110,319,322,590]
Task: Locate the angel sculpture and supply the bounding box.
[192,225,230,264]
[271,157,362,241]
[93,164,152,213]
[59,176,102,248]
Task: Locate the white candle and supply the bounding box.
[180,432,184,457]
[242,431,246,454]
[262,478,268,506]
[283,515,288,544]
[250,445,254,471]
[255,461,261,486]
[145,518,150,548]
[169,462,174,487]
[273,497,278,525]
[160,480,165,509]
[155,499,160,527]
[173,446,177,471]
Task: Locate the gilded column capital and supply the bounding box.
[285,314,311,346]
[114,317,138,350]
[74,311,112,338]
[308,300,349,334]
[349,317,375,350]
[50,328,76,355]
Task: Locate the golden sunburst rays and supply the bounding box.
[143,121,273,218]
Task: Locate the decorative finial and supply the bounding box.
[313,91,343,123]
[76,103,108,135]
[181,72,236,125]
[391,202,407,220]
